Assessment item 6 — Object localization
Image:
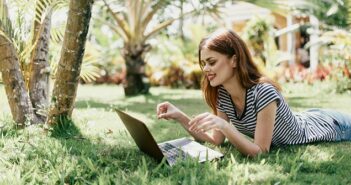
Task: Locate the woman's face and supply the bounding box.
[200,48,236,87]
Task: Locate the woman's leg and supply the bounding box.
[321,109,351,141]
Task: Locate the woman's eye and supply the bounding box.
[209,61,216,66]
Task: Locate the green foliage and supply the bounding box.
[334,75,351,93]
[80,53,101,83]
[0,0,68,65]
[242,15,291,80]
[147,24,207,88]
[296,0,349,28]
[318,29,351,93]
[0,0,14,39]
[0,0,99,83]
[84,10,125,79]
[0,83,351,184]
[242,15,273,72]
[242,16,272,51]
[48,115,81,139]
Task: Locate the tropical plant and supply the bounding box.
[241,15,291,80]
[242,16,272,65]
[99,0,227,96]
[291,0,351,91]
[318,29,351,92]
[147,24,208,88]
[0,0,59,124]
[293,0,350,29]
[0,0,94,125]
[83,9,125,84]
[1,0,99,83]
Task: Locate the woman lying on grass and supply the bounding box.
[156,29,351,157]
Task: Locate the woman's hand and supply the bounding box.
[188,112,228,133]
[156,101,183,121]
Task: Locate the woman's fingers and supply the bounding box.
[156,102,169,116]
[158,112,171,119]
[156,103,163,115]
[196,121,214,132]
[189,113,211,131]
[189,112,209,125]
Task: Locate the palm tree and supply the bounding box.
[101,0,226,96]
[0,0,68,124]
[100,0,281,96]
[28,0,53,122]
[0,34,40,124]
[0,0,94,125]
[46,0,94,125]
[0,0,44,124]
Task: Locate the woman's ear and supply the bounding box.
[231,55,237,68]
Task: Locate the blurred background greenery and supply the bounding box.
[1,0,350,94]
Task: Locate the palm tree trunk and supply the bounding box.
[0,34,40,124]
[28,10,52,122]
[46,0,94,125]
[122,44,150,96]
[178,0,185,41]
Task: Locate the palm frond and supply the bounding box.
[245,0,278,10]
[102,0,132,41]
[80,43,102,83]
[50,41,101,83]
[80,61,101,83]
[0,0,15,39]
[50,21,65,43]
[19,37,37,64]
[37,0,67,19]
[34,0,51,24]
[50,56,101,83]
[36,0,68,43]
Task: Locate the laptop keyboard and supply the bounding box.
[159,143,186,165]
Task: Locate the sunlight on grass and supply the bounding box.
[124,95,157,104]
[301,145,335,163]
[1,83,351,184]
[122,110,156,126]
[0,166,22,184]
[228,162,287,184]
[0,85,10,114]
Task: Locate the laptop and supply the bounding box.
[115,109,223,166]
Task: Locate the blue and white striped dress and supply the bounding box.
[217,83,338,146]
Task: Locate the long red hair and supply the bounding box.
[198,29,280,114]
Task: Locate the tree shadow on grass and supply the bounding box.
[30,114,351,184]
[66,89,351,183]
[49,116,167,184]
[48,118,248,184]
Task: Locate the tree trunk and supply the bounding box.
[0,35,40,124]
[178,0,185,41]
[122,44,150,96]
[30,0,46,59]
[46,0,94,125]
[29,10,52,123]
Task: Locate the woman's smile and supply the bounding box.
[207,73,216,81]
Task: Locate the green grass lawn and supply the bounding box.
[0,82,351,184]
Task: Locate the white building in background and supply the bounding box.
[217,1,318,71]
